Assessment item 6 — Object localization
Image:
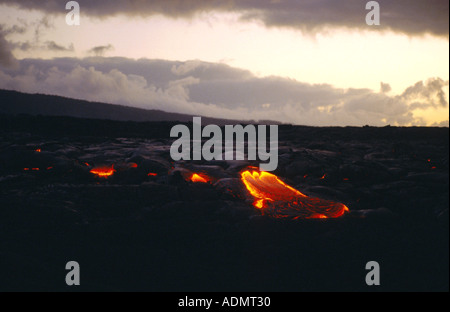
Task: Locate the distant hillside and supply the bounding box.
[0,89,277,125]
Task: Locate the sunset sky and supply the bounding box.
[0,0,448,126]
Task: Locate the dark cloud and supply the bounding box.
[0,26,17,67]
[2,24,27,35]
[45,41,74,52]
[13,41,32,51]
[0,0,448,37]
[34,16,53,42]
[0,57,447,126]
[0,22,31,66]
[88,44,114,56]
[2,16,73,54]
[8,39,75,53]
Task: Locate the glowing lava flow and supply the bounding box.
[90,165,115,178]
[190,173,210,183]
[241,169,349,219]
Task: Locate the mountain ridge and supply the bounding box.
[0,89,279,126]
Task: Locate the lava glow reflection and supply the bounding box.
[241,169,349,219]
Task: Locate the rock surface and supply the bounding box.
[0,115,448,291]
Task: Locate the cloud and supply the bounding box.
[400,78,449,109]
[0,57,447,126]
[45,41,74,52]
[12,41,32,51]
[9,39,75,53]
[2,24,27,36]
[0,25,17,67]
[441,121,449,127]
[88,44,114,56]
[432,120,449,127]
[33,16,53,42]
[2,15,73,56]
[0,0,448,37]
[380,82,391,93]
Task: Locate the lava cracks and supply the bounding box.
[240,168,349,219]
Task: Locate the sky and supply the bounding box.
[0,0,448,126]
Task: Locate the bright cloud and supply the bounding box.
[0,58,447,126]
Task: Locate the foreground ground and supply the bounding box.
[0,115,448,291]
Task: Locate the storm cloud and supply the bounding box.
[0,0,448,37]
[0,57,447,126]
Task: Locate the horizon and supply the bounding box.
[0,1,448,127]
[0,89,449,128]
[1,88,449,128]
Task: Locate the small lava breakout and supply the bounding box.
[90,165,116,178]
[240,168,349,219]
[181,166,349,219]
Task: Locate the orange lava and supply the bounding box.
[240,168,349,219]
[90,165,115,178]
[190,173,210,183]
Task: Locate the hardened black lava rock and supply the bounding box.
[0,115,448,291]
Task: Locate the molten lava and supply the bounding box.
[190,173,210,183]
[90,165,115,178]
[241,169,349,219]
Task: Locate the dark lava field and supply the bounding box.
[0,115,448,291]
